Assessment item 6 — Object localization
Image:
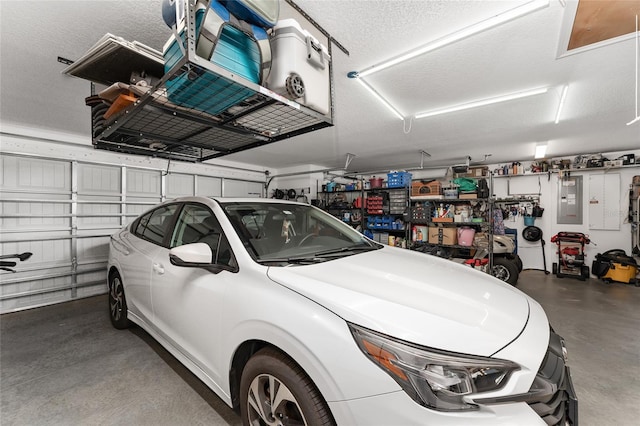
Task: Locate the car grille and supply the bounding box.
[527,331,578,426]
[473,331,578,425]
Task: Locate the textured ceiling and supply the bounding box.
[1,0,639,172]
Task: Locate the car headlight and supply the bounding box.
[349,324,520,411]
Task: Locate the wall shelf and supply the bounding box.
[493,162,639,178]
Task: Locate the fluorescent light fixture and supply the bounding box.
[356,0,549,78]
[354,78,404,120]
[628,15,639,126]
[535,144,547,159]
[415,87,549,119]
[555,85,568,124]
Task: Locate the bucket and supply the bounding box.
[457,227,476,246]
[524,216,535,226]
[369,177,384,188]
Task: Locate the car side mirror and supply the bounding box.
[169,242,236,274]
[170,243,212,265]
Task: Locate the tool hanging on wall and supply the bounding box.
[272,187,311,201]
[522,225,550,275]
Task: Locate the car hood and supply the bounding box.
[266,247,530,356]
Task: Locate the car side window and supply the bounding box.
[133,204,179,246]
[170,204,236,268]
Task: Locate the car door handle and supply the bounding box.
[153,263,165,275]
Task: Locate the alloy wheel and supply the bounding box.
[247,373,308,426]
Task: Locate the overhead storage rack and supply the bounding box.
[64,1,334,162]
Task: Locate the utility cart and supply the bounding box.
[551,232,591,280]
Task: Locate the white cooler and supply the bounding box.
[266,19,331,115]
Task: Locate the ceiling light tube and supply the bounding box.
[555,85,568,124]
[535,144,547,159]
[627,14,639,126]
[355,78,405,120]
[356,0,549,78]
[415,87,548,119]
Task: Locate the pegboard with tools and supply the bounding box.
[495,197,543,223]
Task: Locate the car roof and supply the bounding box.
[167,196,307,205]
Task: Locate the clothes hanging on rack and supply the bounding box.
[493,208,505,235]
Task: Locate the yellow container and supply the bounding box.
[603,262,639,284]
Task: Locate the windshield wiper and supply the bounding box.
[257,256,328,265]
[311,244,380,258]
[257,244,380,265]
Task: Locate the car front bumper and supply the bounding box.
[328,330,578,426]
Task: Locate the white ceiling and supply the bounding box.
[1,0,639,173]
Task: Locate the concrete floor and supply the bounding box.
[1,270,639,425]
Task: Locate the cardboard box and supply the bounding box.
[459,192,478,199]
[428,226,457,245]
[459,166,488,178]
[412,180,441,197]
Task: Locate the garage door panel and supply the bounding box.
[223,179,264,197]
[78,164,121,194]
[77,269,107,296]
[76,283,106,299]
[0,277,73,312]
[167,173,195,199]
[127,169,161,197]
[1,201,71,228]
[77,202,121,228]
[196,176,222,196]
[77,236,110,264]
[1,153,264,312]
[1,156,71,191]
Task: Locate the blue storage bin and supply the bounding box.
[387,172,413,188]
[220,0,280,28]
[162,1,260,115]
[368,216,396,230]
[367,216,382,229]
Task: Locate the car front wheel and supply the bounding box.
[240,347,335,426]
[108,271,130,329]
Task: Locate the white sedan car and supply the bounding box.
[107,197,577,425]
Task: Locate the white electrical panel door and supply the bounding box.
[589,173,620,230]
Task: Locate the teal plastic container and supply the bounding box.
[162,3,259,115]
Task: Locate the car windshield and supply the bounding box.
[220,201,381,264]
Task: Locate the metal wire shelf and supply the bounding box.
[79,1,333,162]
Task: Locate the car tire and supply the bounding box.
[505,253,523,272]
[491,257,519,286]
[108,271,130,329]
[240,347,335,426]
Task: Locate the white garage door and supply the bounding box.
[0,153,264,313]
